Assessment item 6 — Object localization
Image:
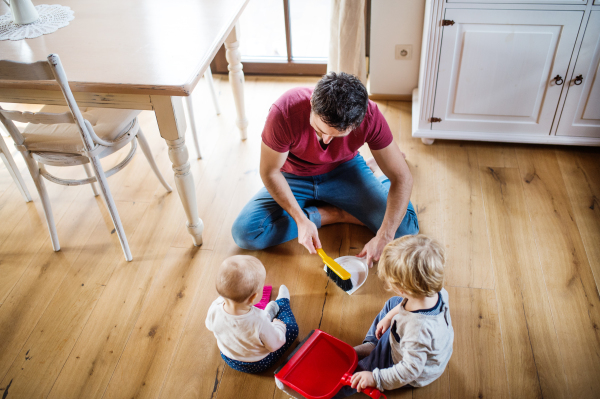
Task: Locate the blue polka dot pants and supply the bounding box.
[221,298,299,374]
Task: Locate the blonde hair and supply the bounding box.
[216,255,266,303]
[378,234,445,297]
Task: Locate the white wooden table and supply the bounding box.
[0,0,250,246]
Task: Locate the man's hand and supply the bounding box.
[297,217,322,254]
[351,371,376,392]
[375,314,392,339]
[357,233,391,267]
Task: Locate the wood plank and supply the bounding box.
[0,201,146,398]
[270,224,351,399]
[0,174,74,305]
[168,125,245,250]
[0,184,29,244]
[413,368,449,399]
[440,142,494,289]
[7,77,600,399]
[159,77,320,399]
[0,108,138,306]
[102,246,212,399]
[476,143,518,168]
[445,287,508,399]
[0,187,103,382]
[215,237,308,399]
[394,102,443,241]
[479,166,568,399]
[339,224,414,399]
[110,119,172,204]
[45,191,183,399]
[0,89,153,110]
[159,167,263,399]
[0,159,13,197]
[215,199,378,399]
[378,102,492,290]
[556,148,600,290]
[337,224,393,347]
[169,77,265,250]
[516,148,600,399]
[192,149,316,399]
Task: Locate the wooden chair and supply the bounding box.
[0,133,32,202]
[184,67,221,159]
[0,54,172,261]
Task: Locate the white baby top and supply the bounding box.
[205,297,287,362]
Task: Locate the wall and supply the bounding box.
[369,0,426,97]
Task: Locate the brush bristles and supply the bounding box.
[326,267,353,291]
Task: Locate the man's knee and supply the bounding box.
[231,217,267,251]
[394,206,419,238]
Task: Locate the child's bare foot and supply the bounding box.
[354,342,376,360]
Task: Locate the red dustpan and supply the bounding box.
[275,329,387,399]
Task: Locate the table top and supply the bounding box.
[0,0,249,96]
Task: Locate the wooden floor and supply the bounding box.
[1,75,599,399]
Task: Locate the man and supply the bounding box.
[232,72,418,266]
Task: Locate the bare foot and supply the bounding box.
[366,157,381,174]
[354,342,376,360]
[317,204,364,226]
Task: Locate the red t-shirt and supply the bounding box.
[261,87,394,176]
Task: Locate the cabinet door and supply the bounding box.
[432,9,582,135]
[447,0,586,4]
[557,12,600,137]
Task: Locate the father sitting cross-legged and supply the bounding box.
[232,72,418,266]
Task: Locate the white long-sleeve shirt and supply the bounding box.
[205,297,287,362]
[372,288,454,391]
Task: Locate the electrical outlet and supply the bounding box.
[395,45,412,60]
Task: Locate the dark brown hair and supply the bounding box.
[311,72,369,131]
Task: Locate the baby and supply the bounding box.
[335,234,454,397]
[205,255,298,373]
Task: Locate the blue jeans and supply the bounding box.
[232,154,419,250]
[333,297,404,398]
[221,298,298,374]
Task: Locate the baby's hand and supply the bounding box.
[375,315,392,339]
[351,371,376,392]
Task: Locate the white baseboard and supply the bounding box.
[412,129,600,146]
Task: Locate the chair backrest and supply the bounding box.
[0,60,54,81]
[0,55,95,151]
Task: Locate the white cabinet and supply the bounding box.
[556,11,600,137]
[413,0,600,146]
[432,9,582,135]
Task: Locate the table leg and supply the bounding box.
[225,24,248,140]
[151,95,204,246]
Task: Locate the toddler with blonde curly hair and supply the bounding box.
[334,234,454,397]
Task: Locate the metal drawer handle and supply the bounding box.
[553,75,564,85]
[574,75,583,85]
